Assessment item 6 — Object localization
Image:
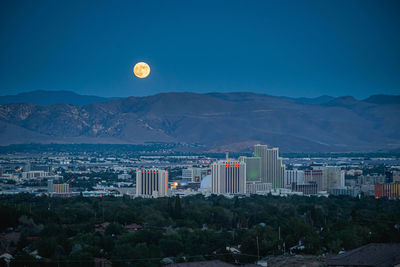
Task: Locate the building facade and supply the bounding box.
[304,170,325,191]
[305,166,344,192]
[284,169,305,189]
[53,183,69,194]
[374,184,400,200]
[47,179,54,193]
[358,174,386,185]
[118,172,132,180]
[211,160,246,194]
[253,144,285,188]
[136,169,168,198]
[22,171,50,179]
[291,182,318,195]
[331,188,360,198]
[246,182,272,194]
[182,167,203,182]
[239,156,262,182]
[394,171,400,183]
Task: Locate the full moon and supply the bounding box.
[133,62,150,78]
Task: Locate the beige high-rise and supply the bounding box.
[136,169,168,198]
[211,160,246,194]
[254,144,285,188]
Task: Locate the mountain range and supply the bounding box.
[0,90,118,106]
[0,90,399,152]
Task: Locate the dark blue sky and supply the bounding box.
[1,0,399,98]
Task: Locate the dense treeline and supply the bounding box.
[1,194,400,266]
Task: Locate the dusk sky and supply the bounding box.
[1,0,399,98]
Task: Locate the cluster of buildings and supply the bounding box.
[134,144,348,198]
[209,145,346,197]
[2,144,400,200]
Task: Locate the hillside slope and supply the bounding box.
[0,92,399,152]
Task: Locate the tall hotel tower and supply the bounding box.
[254,144,285,188]
[211,160,246,194]
[136,169,168,198]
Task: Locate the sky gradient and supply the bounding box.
[1,0,399,98]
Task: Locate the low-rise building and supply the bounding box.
[327,243,400,267]
[331,188,360,198]
[118,172,132,180]
[246,182,272,194]
[22,171,49,179]
[291,182,318,195]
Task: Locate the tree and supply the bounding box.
[174,196,182,219]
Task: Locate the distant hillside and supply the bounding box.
[0,90,118,106]
[0,91,399,152]
[363,94,400,105]
[288,95,335,105]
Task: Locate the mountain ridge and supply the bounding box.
[0,91,399,152]
[0,90,119,106]
[3,90,398,106]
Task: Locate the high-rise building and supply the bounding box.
[47,179,54,193]
[358,174,385,185]
[53,183,69,194]
[304,170,325,191]
[314,166,345,191]
[305,166,344,192]
[374,184,400,200]
[239,156,262,182]
[24,162,31,172]
[393,171,400,183]
[136,169,168,198]
[182,167,203,182]
[385,171,394,184]
[361,184,375,196]
[211,160,246,194]
[284,169,305,189]
[254,145,285,188]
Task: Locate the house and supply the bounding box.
[327,243,400,267]
[226,245,241,254]
[124,223,143,232]
[95,222,110,234]
[94,257,112,267]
